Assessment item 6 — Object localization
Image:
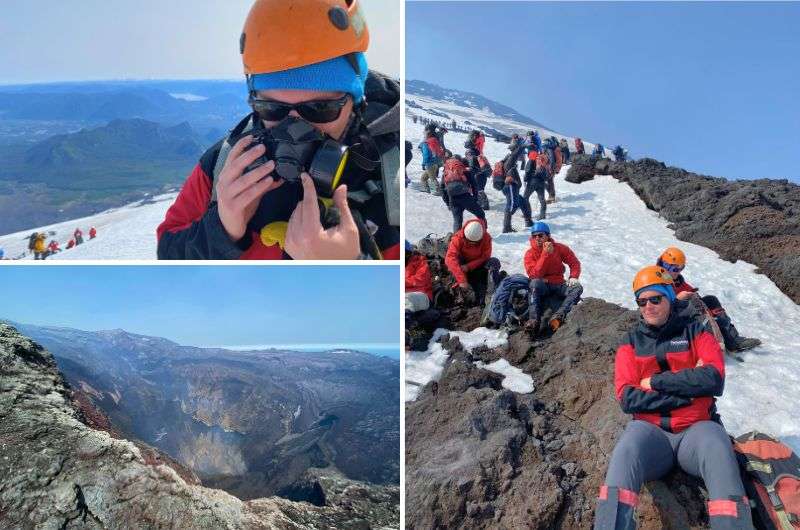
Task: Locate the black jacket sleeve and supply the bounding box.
[157,202,251,260]
[620,385,692,414]
[650,366,724,398]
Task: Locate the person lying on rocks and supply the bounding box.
[523,222,582,335]
[594,265,753,530]
[657,247,761,353]
[444,219,500,306]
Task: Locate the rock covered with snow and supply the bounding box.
[567,156,800,304]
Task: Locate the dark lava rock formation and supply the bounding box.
[0,323,399,529]
[566,154,800,304]
[406,298,712,529]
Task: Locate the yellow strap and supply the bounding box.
[259,222,288,249]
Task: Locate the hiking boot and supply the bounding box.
[524,216,533,228]
[478,191,490,210]
[502,211,517,233]
[536,213,546,220]
[549,317,562,332]
[730,336,761,352]
[524,319,539,335]
[420,182,431,194]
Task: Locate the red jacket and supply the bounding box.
[672,275,697,296]
[554,146,563,173]
[574,138,584,154]
[157,164,400,261]
[48,241,60,252]
[89,227,97,238]
[405,254,433,300]
[527,150,539,161]
[445,221,492,285]
[615,312,725,433]
[523,237,580,284]
[426,136,445,159]
[475,134,485,154]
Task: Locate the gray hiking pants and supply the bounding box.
[420,163,440,192]
[527,279,582,323]
[596,420,752,529]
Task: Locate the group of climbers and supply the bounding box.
[24,226,96,260]
[415,126,630,236]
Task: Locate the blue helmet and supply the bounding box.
[530,221,550,235]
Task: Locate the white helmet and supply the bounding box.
[464,220,484,242]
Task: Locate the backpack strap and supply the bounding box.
[211,114,255,203]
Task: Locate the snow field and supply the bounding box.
[0,193,176,260]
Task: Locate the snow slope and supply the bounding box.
[405,108,800,452]
[0,193,176,260]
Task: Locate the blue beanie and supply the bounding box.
[250,52,368,103]
[635,283,676,303]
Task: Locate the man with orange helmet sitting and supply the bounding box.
[158,0,399,260]
[657,247,761,353]
[594,265,752,530]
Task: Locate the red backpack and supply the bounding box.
[734,431,800,529]
[443,158,468,184]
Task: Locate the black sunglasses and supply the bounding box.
[532,233,548,239]
[248,93,349,124]
[636,295,665,307]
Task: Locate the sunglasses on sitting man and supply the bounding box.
[532,233,548,239]
[248,93,350,124]
[636,295,665,307]
[660,262,684,273]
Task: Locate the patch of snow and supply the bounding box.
[476,358,535,394]
[0,192,177,260]
[405,328,508,402]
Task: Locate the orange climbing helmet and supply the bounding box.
[657,246,686,270]
[632,265,674,294]
[241,0,370,101]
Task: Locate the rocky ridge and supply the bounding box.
[0,323,399,529]
[566,154,800,304]
[406,299,710,529]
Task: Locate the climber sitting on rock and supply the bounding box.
[523,222,582,335]
[405,240,443,351]
[444,219,500,307]
[657,246,761,353]
[594,265,753,530]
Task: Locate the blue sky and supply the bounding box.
[0,0,398,82]
[0,266,399,349]
[407,1,800,182]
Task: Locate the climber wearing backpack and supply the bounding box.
[657,247,761,353]
[157,0,400,260]
[543,138,559,203]
[592,143,605,158]
[559,138,571,164]
[33,233,47,260]
[613,145,626,162]
[474,154,492,210]
[444,219,500,306]
[523,147,549,221]
[594,265,753,530]
[574,137,585,154]
[419,129,444,195]
[501,151,532,233]
[442,154,485,233]
[523,222,582,334]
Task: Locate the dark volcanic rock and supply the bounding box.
[566,157,800,304]
[0,323,399,529]
[406,299,710,529]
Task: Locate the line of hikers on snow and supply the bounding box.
[22,226,97,260]
[411,123,627,234]
[406,222,768,529]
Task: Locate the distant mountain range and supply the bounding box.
[9,322,400,502]
[406,79,549,130]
